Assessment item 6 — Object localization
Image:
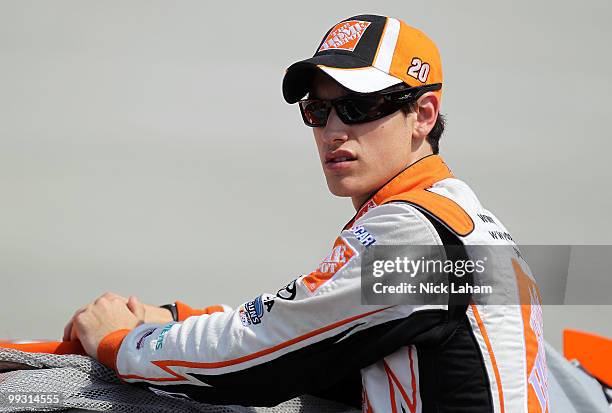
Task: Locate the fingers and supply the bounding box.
[71,297,143,358]
[64,306,86,341]
[72,304,94,340]
[64,292,128,341]
[126,296,146,322]
[71,304,94,341]
[96,292,128,305]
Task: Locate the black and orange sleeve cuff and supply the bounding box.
[97,329,130,372]
[175,301,226,322]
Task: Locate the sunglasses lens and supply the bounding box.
[299,93,405,127]
[300,100,329,126]
[336,96,391,124]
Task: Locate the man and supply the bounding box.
[67,14,549,412]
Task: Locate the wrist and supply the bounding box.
[159,303,178,322]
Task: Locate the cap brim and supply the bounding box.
[282,54,403,103]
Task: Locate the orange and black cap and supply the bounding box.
[282,14,443,104]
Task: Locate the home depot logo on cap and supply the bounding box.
[318,20,372,52]
[282,14,443,104]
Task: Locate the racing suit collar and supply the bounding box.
[345,154,454,229]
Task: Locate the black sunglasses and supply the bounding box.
[298,83,442,127]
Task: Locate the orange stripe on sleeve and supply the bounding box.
[119,306,393,382]
[471,304,505,413]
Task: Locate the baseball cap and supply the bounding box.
[282,14,443,104]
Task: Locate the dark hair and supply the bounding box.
[383,83,446,154]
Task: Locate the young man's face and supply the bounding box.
[310,73,416,208]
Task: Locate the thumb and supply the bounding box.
[127,296,146,321]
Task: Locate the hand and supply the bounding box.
[72,294,143,358]
[63,292,173,341]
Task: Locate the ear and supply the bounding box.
[412,92,440,140]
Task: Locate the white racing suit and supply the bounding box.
[97,155,549,412]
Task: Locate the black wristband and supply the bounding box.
[160,303,178,322]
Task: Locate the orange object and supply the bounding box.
[343,155,463,232]
[283,15,444,105]
[514,260,548,412]
[0,340,86,355]
[175,302,226,321]
[303,236,356,293]
[385,190,475,237]
[97,329,130,372]
[564,329,612,387]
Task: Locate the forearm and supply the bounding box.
[98,204,449,406]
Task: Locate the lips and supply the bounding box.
[324,149,358,171]
[325,149,357,164]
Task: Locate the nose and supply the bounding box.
[320,106,349,145]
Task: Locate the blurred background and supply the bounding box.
[1,0,611,351]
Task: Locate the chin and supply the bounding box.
[325,177,368,199]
